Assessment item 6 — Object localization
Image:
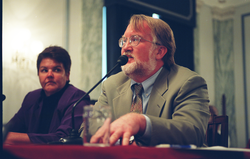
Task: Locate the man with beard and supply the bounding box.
[83,14,210,147]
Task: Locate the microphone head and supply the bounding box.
[117,55,128,66]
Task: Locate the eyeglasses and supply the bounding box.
[118,35,161,48]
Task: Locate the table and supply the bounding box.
[3,144,250,159]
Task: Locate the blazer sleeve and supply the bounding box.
[28,86,90,144]
[6,90,42,133]
[139,75,210,147]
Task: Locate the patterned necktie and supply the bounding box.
[130,83,143,114]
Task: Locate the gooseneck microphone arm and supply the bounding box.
[71,55,128,133]
[55,55,128,145]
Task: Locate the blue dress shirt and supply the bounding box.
[131,67,163,139]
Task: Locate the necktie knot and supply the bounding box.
[134,84,143,96]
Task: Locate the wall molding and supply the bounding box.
[211,6,235,21]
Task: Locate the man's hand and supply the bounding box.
[90,112,146,146]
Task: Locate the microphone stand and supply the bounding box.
[54,55,128,145]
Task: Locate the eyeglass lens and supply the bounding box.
[119,35,140,48]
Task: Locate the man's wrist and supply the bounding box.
[137,114,146,136]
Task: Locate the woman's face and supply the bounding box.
[38,58,69,96]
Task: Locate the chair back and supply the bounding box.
[206,115,228,147]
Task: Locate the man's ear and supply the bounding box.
[155,46,167,60]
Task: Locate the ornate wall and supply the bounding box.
[80,0,103,100]
[195,0,250,147]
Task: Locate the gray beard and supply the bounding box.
[121,59,156,78]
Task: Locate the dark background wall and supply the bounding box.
[104,0,196,75]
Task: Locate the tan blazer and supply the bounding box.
[91,64,210,147]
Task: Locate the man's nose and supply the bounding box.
[123,40,131,48]
[122,41,132,51]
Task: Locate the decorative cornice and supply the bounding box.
[196,0,204,13]
[211,6,235,21]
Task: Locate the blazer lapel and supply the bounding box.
[146,67,169,116]
[113,79,133,119]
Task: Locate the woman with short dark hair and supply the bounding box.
[4,46,90,144]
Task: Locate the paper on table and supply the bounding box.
[197,146,250,152]
[156,144,250,153]
[156,144,197,149]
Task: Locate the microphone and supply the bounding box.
[52,55,128,145]
[116,55,128,65]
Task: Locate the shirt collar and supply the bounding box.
[131,67,163,93]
